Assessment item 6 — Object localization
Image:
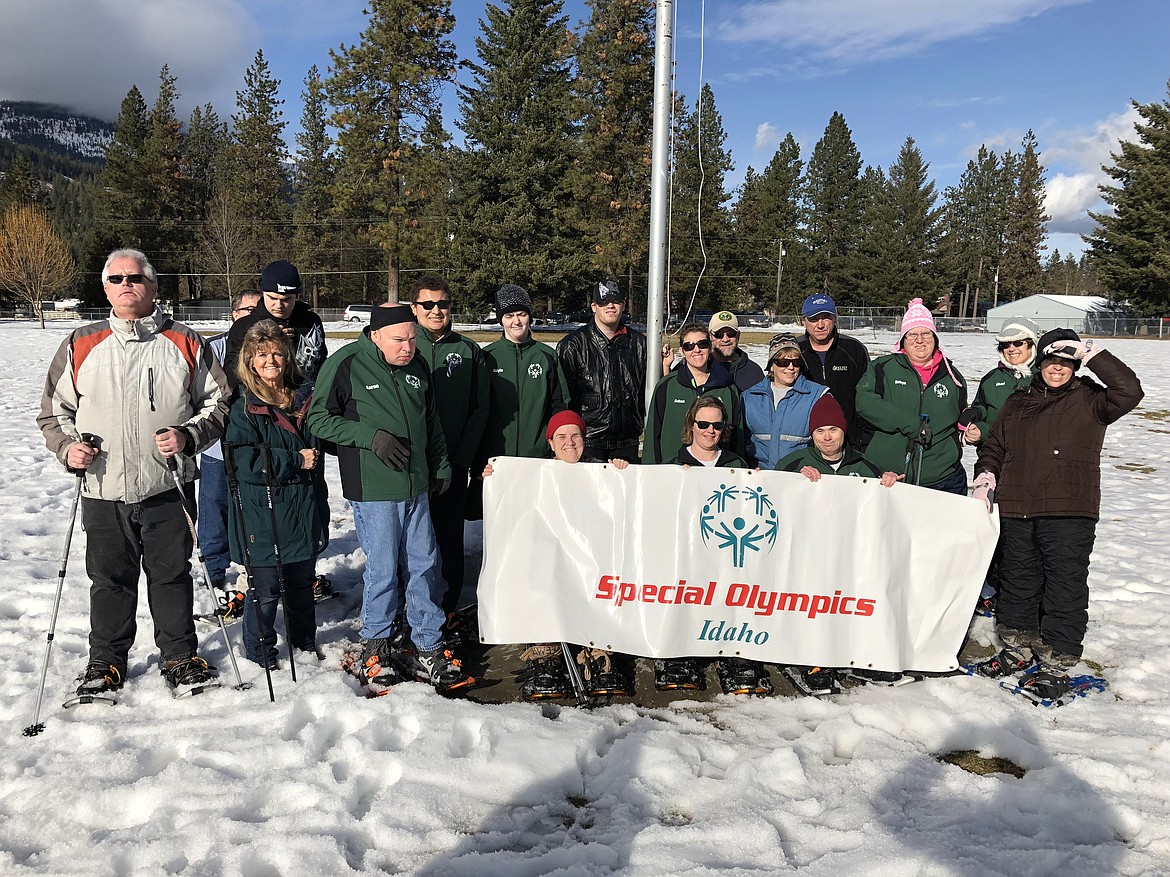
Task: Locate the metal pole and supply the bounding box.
[774,241,785,318]
[644,0,674,411]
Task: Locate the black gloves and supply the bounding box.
[958,406,983,430]
[372,429,411,471]
[430,477,451,497]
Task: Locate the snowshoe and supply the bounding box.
[715,657,773,696]
[1001,669,1110,708]
[312,575,337,604]
[965,647,1037,679]
[341,639,401,696]
[195,590,246,627]
[578,648,634,698]
[442,605,479,650]
[412,646,476,694]
[653,658,706,692]
[780,665,841,697]
[63,661,123,708]
[161,655,221,699]
[518,645,572,701]
[843,667,914,687]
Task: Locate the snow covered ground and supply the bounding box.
[1,322,1168,876]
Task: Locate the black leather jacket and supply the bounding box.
[556,321,647,451]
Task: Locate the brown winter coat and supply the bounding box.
[976,350,1143,520]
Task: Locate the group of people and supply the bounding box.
[38,246,1143,705]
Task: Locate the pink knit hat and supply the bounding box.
[899,298,937,342]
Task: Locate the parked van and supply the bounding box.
[344,304,373,323]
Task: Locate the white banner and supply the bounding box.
[479,458,999,672]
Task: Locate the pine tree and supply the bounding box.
[0,153,41,209]
[999,130,1048,301]
[668,84,734,314]
[229,50,289,271]
[730,133,803,313]
[943,146,1011,318]
[90,85,150,260]
[292,66,335,307]
[858,137,946,307]
[1086,80,1170,313]
[327,0,456,303]
[574,0,654,292]
[141,66,187,299]
[804,111,863,302]
[456,0,585,312]
[182,104,229,299]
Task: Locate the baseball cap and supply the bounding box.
[801,294,837,318]
[709,311,739,333]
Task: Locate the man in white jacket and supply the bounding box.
[38,248,230,696]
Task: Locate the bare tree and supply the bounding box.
[0,204,77,328]
[196,188,252,298]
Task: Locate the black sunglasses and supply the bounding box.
[681,338,712,351]
[712,328,738,339]
[998,340,1031,350]
[771,358,801,368]
[695,420,725,431]
[416,300,452,311]
[106,273,146,285]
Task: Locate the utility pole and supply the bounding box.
[774,240,786,317]
[644,0,673,408]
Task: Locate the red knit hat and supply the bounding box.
[546,410,587,442]
[808,394,847,433]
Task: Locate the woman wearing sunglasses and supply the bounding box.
[643,322,745,464]
[742,333,830,470]
[962,318,1039,446]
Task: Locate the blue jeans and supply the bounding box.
[242,559,316,662]
[197,455,231,586]
[352,495,444,651]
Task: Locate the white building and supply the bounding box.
[986,294,1127,335]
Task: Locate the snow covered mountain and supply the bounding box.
[0,101,113,162]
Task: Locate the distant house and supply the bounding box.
[986,295,1127,334]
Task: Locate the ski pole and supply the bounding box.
[915,414,930,487]
[561,642,590,707]
[224,442,274,702]
[258,444,296,683]
[23,433,96,737]
[160,437,250,692]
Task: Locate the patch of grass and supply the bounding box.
[937,750,1026,778]
[1135,409,1170,421]
[1115,464,1156,474]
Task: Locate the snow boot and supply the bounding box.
[441,608,477,650]
[75,661,123,696]
[354,637,402,686]
[654,658,706,691]
[845,668,908,686]
[715,657,773,696]
[996,624,1040,651]
[412,646,474,692]
[518,644,571,701]
[780,665,841,697]
[389,613,414,656]
[161,655,219,695]
[970,647,1036,679]
[578,648,634,698]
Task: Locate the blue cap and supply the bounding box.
[801,294,836,318]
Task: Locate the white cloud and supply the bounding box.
[754,122,781,152]
[0,0,260,121]
[714,0,1090,64]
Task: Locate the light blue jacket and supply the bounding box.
[742,374,829,469]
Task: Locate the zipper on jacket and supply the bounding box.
[512,344,523,456]
[388,369,417,495]
[148,367,156,412]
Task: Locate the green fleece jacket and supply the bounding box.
[854,351,967,486]
[481,336,568,460]
[415,328,489,469]
[306,332,450,502]
[775,445,883,479]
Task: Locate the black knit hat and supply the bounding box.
[1037,327,1082,370]
[259,260,301,294]
[495,284,532,318]
[371,304,416,330]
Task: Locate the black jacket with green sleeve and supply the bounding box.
[306,332,451,502]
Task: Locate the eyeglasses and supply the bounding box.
[106,273,146,285]
[695,420,725,431]
[232,305,255,314]
[713,328,738,339]
[771,358,800,368]
[415,300,452,311]
[681,339,712,352]
[904,331,933,342]
[998,340,1030,350]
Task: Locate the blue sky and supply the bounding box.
[3,0,1167,256]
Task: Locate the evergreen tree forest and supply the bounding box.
[1,2,1163,316]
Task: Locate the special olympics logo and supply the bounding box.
[933,383,949,398]
[405,374,421,389]
[445,352,463,377]
[528,363,543,379]
[700,483,778,569]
